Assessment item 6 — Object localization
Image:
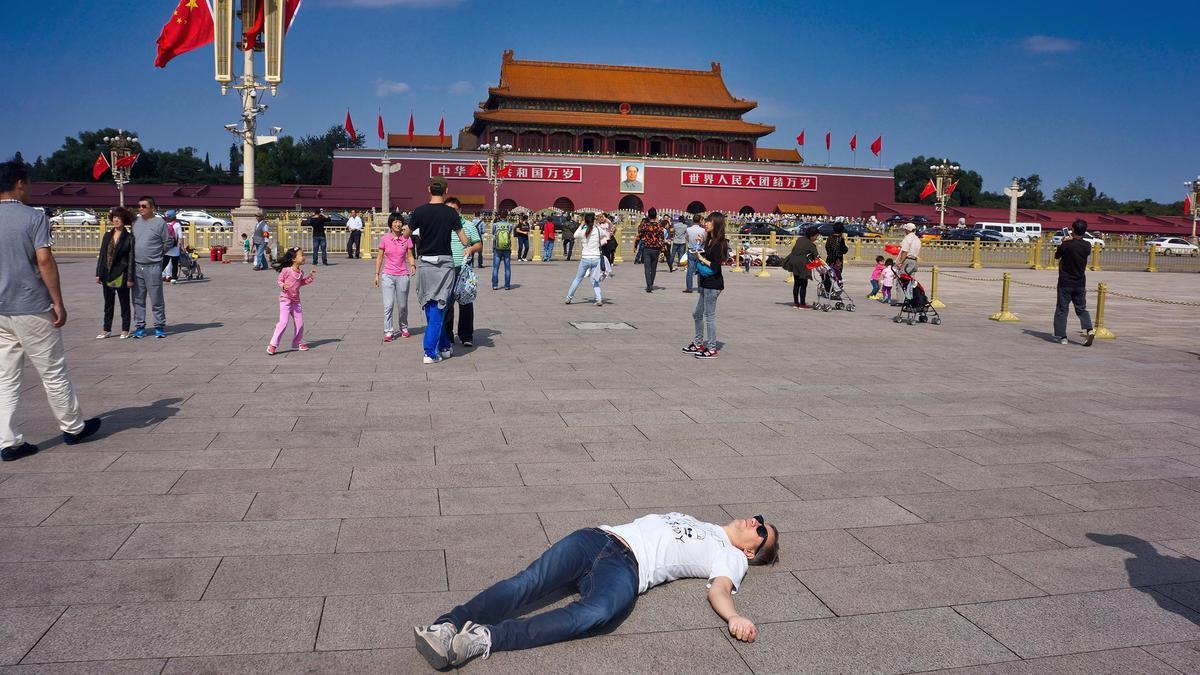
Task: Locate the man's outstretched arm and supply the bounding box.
[707,576,756,642]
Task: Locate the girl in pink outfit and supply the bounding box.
[267,247,315,355]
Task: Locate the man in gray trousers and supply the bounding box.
[131,196,170,338]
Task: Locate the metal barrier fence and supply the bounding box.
[49,222,1200,274]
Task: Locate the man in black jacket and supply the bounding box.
[1053,219,1096,346]
[306,209,331,265]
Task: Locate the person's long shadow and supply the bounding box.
[37,397,184,452]
[1087,532,1200,626]
[167,322,223,335]
[1021,328,1060,343]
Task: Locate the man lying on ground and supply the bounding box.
[415,512,780,669]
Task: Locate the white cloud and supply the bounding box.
[322,0,464,7]
[447,80,473,95]
[375,80,411,96]
[1021,35,1082,54]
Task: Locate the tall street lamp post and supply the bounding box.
[1185,176,1200,244]
[479,136,513,222]
[103,131,138,207]
[929,159,960,229]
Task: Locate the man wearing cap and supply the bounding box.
[252,212,270,270]
[896,223,921,285]
[411,177,472,364]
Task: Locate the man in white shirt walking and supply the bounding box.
[414,512,779,669]
[346,209,364,259]
[683,214,706,293]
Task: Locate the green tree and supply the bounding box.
[893,156,982,206]
[1016,175,1045,208]
[257,125,361,185]
[28,129,237,184]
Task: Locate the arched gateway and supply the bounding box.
[686,201,707,215]
[618,195,644,212]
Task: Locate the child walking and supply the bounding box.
[241,233,251,263]
[267,247,315,355]
[879,257,896,304]
[868,255,885,300]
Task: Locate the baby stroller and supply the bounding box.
[176,249,204,282]
[809,258,855,312]
[893,274,940,325]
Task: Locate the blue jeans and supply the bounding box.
[692,287,720,349]
[422,301,452,358]
[566,258,603,302]
[685,251,698,291]
[870,280,880,296]
[435,529,638,652]
[542,240,555,261]
[312,236,328,264]
[669,243,686,272]
[517,236,529,260]
[254,243,269,269]
[492,250,511,289]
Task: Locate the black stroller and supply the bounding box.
[893,273,940,325]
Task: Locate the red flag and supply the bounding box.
[849,134,857,152]
[114,153,139,170]
[467,161,485,177]
[1185,195,1193,216]
[438,116,445,147]
[884,244,901,256]
[92,153,110,181]
[497,164,513,178]
[407,112,415,143]
[154,0,214,68]
[825,131,831,151]
[795,130,805,146]
[377,113,385,141]
[870,135,882,156]
[946,180,959,197]
[918,179,936,201]
[244,0,302,49]
[344,111,356,140]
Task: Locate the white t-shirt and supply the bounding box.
[601,513,748,595]
[900,232,922,259]
[346,216,364,231]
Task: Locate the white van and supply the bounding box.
[976,222,1031,242]
[1015,222,1042,239]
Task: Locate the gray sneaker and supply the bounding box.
[449,621,492,667]
[414,622,457,670]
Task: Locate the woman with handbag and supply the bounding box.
[682,213,728,359]
[444,198,482,347]
[783,226,820,309]
[95,206,136,339]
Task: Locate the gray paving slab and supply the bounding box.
[24,598,322,663]
[991,541,1200,594]
[956,588,1200,658]
[243,488,438,520]
[0,558,217,608]
[436,442,589,465]
[724,432,876,455]
[1065,437,1200,459]
[272,445,435,467]
[350,463,522,489]
[0,659,168,674]
[889,487,1080,522]
[316,591,476,651]
[114,520,339,558]
[105,449,280,471]
[796,557,1045,615]
[814,448,982,472]
[613,477,798,508]
[160,649,418,674]
[0,452,120,474]
[773,469,953,500]
[0,606,65,665]
[1052,457,1200,482]
[672,453,841,480]
[738,496,923,532]
[42,494,254,526]
[934,647,1180,674]
[1142,641,1200,673]
[848,518,1066,563]
[946,442,1098,465]
[0,525,135,563]
[924,463,1093,490]
[733,607,1014,673]
[1036,479,1200,511]
[439,483,627,515]
[203,551,446,599]
[0,498,67,527]
[517,459,687,485]
[168,467,350,494]
[583,439,736,461]
[336,513,549,552]
[0,471,183,498]
[485,628,751,674]
[1016,507,1200,547]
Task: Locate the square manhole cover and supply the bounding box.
[571,321,636,330]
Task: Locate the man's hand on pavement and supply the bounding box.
[728,616,756,642]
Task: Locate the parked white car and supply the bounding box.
[175,210,232,230]
[1146,237,1199,256]
[1049,229,1105,248]
[48,209,99,226]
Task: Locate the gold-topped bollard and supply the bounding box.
[929,266,946,308]
[988,272,1019,322]
[1030,236,1044,270]
[1145,243,1157,273]
[1093,282,1116,339]
[852,237,863,262]
[1089,243,1102,272]
[530,226,542,262]
[728,235,742,273]
[969,237,983,269]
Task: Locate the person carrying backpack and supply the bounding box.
[492,217,513,290]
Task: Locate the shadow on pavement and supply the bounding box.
[305,338,341,349]
[1021,328,1061,343]
[167,322,223,335]
[39,397,184,452]
[1087,532,1200,626]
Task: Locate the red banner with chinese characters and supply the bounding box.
[680,170,818,191]
[430,162,583,182]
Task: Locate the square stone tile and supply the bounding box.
[848,518,1066,563]
[0,606,65,665]
[24,598,322,662]
[0,525,135,563]
[956,588,1200,658]
[1052,458,1200,482]
[936,647,1181,674]
[204,551,446,599]
[0,497,67,526]
[336,513,548,553]
[925,463,1092,490]
[0,558,218,607]
[774,469,953,500]
[991,541,1200,594]
[1016,508,1200,547]
[672,453,841,480]
[42,494,254,526]
[160,649,420,674]
[316,591,477,651]
[1142,641,1200,673]
[169,468,350,494]
[733,607,1013,673]
[796,557,1044,614]
[890,487,1079,522]
[0,472,183,498]
[1037,479,1200,511]
[114,520,339,558]
[244,489,437,520]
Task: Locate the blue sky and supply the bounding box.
[3,0,1196,202]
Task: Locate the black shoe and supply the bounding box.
[1,442,39,462]
[63,417,102,445]
[1084,329,1095,347]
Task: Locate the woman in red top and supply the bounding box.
[635,208,666,293]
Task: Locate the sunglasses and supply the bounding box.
[752,515,769,555]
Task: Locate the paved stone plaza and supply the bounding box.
[3,254,1200,673]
